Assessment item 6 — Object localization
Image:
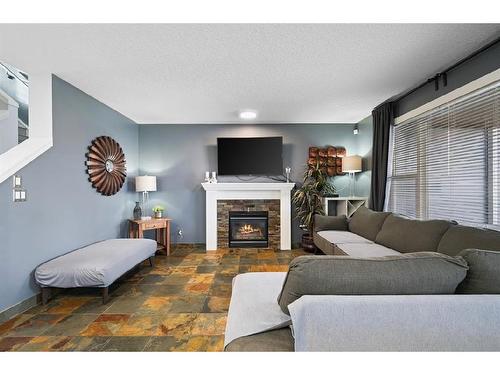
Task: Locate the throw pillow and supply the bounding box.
[313,214,348,232]
[456,249,500,294]
[348,206,390,241]
[375,214,452,253]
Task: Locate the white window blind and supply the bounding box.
[387,80,500,229]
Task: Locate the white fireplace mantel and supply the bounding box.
[201,182,295,251]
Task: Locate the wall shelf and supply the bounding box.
[323,196,369,218]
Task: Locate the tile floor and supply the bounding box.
[0,245,307,351]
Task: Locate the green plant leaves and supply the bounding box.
[292,162,333,234]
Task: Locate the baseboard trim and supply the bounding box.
[172,243,303,250]
[0,293,41,324]
[171,243,206,249]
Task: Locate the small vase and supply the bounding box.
[133,202,142,220]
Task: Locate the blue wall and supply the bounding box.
[139,120,373,245]
[0,77,139,313]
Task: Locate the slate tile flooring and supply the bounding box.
[0,245,306,351]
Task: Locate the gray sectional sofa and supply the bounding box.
[225,207,500,351]
[313,206,500,256]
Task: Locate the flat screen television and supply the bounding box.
[217,136,283,175]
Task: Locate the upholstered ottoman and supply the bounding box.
[35,238,157,303]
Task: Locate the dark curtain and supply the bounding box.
[369,102,394,211]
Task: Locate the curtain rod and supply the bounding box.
[392,35,500,103]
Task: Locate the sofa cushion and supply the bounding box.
[456,249,500,294]
[335,243,402,257]
[225,327,294,352]
[277,252,468,314]
[313,214,348,232]
[348,206,391,241]
[437,226,500,256]
[375,215,452,253]
[313,232,373,255]
[316,230,373,244]
[313,230,373,255]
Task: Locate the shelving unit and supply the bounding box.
[323,197,369,218]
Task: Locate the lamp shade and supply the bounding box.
[342,155,362,173]
[135,175,157,192]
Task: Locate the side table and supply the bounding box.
[128,218,171,255]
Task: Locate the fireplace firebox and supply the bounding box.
[228,211,269,248]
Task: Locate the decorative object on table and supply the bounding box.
[342,155,362,197]
[128,217,171,256]
[133,201,142,220]
[204,171,210,182]
[152,205,164,219]
[308,145,346,177]
[285,167,291,183]
[293,161,336,253]
[211,171,217,183]
[85,136,127,196]
[135,175,157,220]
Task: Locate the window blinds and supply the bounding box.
[386,80,500,228]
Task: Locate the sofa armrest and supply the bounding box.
[289,295,500,351]
[313,214,348,232]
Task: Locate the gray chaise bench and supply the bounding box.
[35,238,157,304]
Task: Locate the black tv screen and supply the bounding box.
[217,137,283,175]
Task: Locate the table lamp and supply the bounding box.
[135,175,157,220]
[342,155,362,197]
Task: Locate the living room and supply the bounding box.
[1,1,500,373]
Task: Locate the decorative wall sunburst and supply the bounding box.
[85,136,127,196]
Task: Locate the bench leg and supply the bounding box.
[102,287,109,304]
[149,256,154,267]
[41,287,51,305]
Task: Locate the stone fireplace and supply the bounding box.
[202,182,294,251]
[217,200,280,248]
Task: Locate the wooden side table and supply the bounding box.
[128,218,171,255]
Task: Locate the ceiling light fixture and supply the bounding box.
[239,110,258,120]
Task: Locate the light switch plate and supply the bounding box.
[13,175,22,188]
[13,189,27,202]
[12,175,27,202]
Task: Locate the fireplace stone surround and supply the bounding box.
[201,183,295,251]
[220,202,278,248]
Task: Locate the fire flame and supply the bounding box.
[239,224,261,235]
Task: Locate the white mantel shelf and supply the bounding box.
[201,182,295,251]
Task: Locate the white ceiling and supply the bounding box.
[0,24,499,124]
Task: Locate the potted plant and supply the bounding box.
[292,161,336,252]
[152,205,165,219]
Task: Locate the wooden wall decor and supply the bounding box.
[85,136,127,196]
[308,146,346,177]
